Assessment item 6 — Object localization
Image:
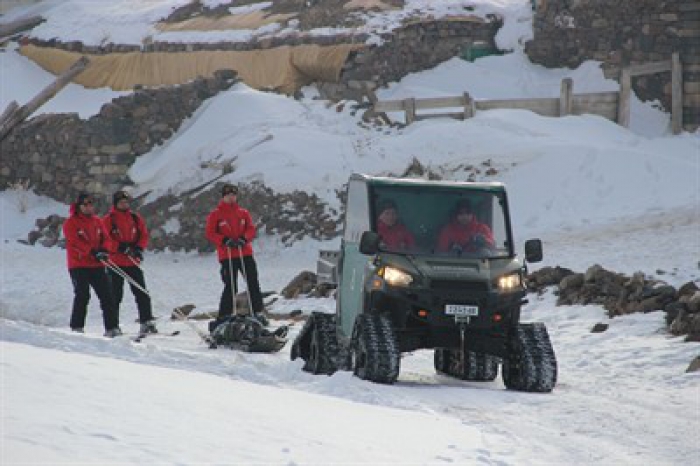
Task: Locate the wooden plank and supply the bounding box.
[683,93,700,106]
[617,69,631,128]
[0,15,44,38]
[463,92,474,119]
[413,96,466,110]
[671,52,683,134]
[627,60,671,76]
[572,92,619,104]
[0,101,20,128]
[475,97,559,116]
[0,56,90,142]
[415,112,465,121]
[405,98,416,125]
[560,78,573,116]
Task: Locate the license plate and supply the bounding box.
[445,304,479,316]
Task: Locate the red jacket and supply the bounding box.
[378,221,416,251]
[205,200,256,261]
[102,207,149,267]
[437,219,494,253]
[63,203,110,269]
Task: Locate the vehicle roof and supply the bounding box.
[350,173,506,191]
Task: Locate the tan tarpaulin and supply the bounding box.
[20,43,363,93]
[156,11,296,32]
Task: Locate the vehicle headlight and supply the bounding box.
[381,266,413,287]
[498,273,522,291]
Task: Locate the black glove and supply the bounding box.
[222,237,236,247]
[130,246,144,261]
[92,249,109,261]
[472,234,487,248]
[118,242,130,254]
[234,237,247,248]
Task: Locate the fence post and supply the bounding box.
[617,69,631,128]
[559,78,573,116]
[463,92,474,119]
[671,52,683,134]
[405,98,416,125]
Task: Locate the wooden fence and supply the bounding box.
[374,53,683,134]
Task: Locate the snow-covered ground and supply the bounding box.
[2,0,700,464]
[5,0,533,49]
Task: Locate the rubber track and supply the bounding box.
[436,348,498,381]
[503,323,557,392]
[354,313,400,384]
[303,312,340,374]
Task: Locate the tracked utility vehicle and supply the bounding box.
[291,174,557,392]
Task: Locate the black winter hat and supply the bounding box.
[221,183,238,197]
[453,199,473,216]
[113,190,131,205]
[75,192,93,206]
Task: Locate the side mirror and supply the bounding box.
[359,231,380,255]
[524,239,543,263]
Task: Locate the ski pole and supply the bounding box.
[106,258,216,347]
[237,245,256,318]
[226,246,237,316]
[103,258,148,295]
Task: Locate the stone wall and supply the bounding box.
[25,33,369,55]
[525,0,700,131]
[23,180,344,251]
[0,70,237,205]
[528,265,700,342]
[139,181,343,252]
[320,17,502,101]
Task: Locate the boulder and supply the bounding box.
[281,271,317,299]
[686,356,700,373]
[591,323,609,333]
[687,291,700,313]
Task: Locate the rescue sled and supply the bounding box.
[210,315,288,353]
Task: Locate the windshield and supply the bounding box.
[370,185,511,259]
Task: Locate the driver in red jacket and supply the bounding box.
[62,192,120,337]
[376,199,416,252]
[103,190,157,335]
[437,199,495,255]
[205,184,267,327]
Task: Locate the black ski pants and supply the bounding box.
[218,255,264,318]
[69,267,119,331]
[108,265,153,323]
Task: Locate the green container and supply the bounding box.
[460,42,502,62]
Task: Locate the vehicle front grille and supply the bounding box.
[430,280,488,293]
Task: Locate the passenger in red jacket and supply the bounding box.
[62,192,120,337]
[103,190,157,335]
[376,199,416,252]
[437,200,495,255]
[205,184,267,327]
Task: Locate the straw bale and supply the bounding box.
[20,43,363,94]
[156,11,296,32]
[344,0,398,11]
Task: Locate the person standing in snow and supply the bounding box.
[437,199,495,255]
[102,190,157,335]
[63,192,121,337]
[375,199,416,252]
[205,184,268,328]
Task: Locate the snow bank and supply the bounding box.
[21,0,534,47]
[0,45,128,117]
[3,340,484,464]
